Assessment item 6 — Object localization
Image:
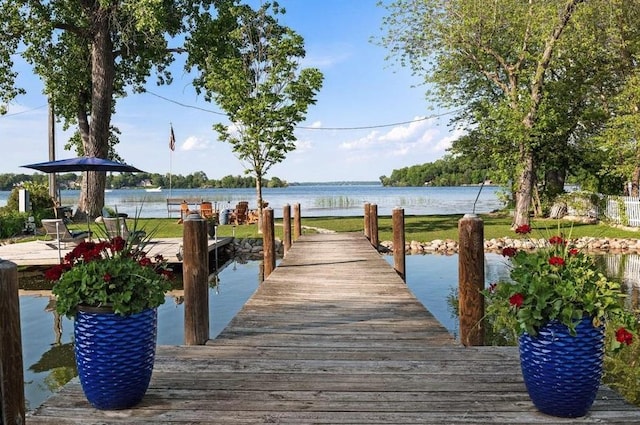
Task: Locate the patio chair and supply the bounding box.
[232,201,249,225]
[41,219,89,248]
[200,201,214,219]
[102,217,146,242]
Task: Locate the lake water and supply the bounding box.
[11,183,506,411]
[18,250,640,411]
[13,184,637,411]
[0,184,505,218]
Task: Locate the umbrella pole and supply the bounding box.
[86,171,91,240]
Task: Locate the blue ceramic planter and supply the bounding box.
[519,317,604,418]
[74,307,158,410]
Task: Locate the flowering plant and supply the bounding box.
[45,236,173,318]
[484,224,636,351]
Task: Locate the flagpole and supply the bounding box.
[169,123,175,198]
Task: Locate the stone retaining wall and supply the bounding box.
[223,237,285,260]
[222,236,640,260]
[380,236,640,255]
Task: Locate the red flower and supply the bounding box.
[515,224,531,234]
[44,264,71,281]
[138,257,152,267]
[110,237,126,253]
[616,327,634,346]
[548,256,565,266]
[569,248,579,256]
[509,293,525,307]
[502,247,517,257]
[103,273,112,282]
[548,235,565,245]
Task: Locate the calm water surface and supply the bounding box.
[19,251,639,411]
[1,184,504,217]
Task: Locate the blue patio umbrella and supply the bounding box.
[22,156,144,173]
[22,156,145,235]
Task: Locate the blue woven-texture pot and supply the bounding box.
[74,307,157,410]
[518,316,604,418]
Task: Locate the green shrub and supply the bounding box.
[5,182,55,220]
[0,210,30,238]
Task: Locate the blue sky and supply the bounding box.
[1,0,462,183]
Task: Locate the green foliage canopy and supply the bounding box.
[187,1,323,217]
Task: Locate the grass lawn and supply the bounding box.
[65,213,640,242]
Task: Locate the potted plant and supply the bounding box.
[484,224,637,418]
[44,235,173,410]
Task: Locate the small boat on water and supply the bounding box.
[145,186,162,192]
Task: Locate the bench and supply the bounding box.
[166,198,205,218]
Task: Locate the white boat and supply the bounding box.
[145,186,162,192]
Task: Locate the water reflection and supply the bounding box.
[20,259,262,411]
[604,254,640,309]
[21,252,639,411]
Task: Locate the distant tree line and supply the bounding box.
[380,155,501,187]
[0,172,288,191]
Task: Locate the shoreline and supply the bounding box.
[380,236,640,255]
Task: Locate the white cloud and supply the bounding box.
[339,117,440,152]
[181,135,210,151]
[434,127,465,152]
[294,139,312,152]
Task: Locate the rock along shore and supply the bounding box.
[225,235,640,260]
[379,236,640,256]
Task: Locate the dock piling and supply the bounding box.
[283,204,291,255]
[369,203,379,249]
[458,213,485,346]
[393,208,406,281]
[293,203,301,241]
[263,208,276,278]
[183,213,209,345]
[364,202,371,240]
[0,259,25,425]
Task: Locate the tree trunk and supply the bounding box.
[631,164,640,197]
[510,0,583,227]
[545,168,566,199]
[78,6,115,218]
[256,176,263,234]
[513,151,536,228]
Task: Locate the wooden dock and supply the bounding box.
[0,237,232,267]
[26,233,640,424]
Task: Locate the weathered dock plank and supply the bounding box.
[0,237,231,266]
[27,233,640,424]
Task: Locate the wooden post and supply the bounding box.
[0,260,25,425]
[393,208,405,281]
[183,213,209,345]
[263,208,276,278]
[283,204,291,255]
[293,203,302,241]
[369,203,379,249]
[458,213,485,346]
[363,202,371,240]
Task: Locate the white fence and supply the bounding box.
[604,254,640,289]
[604,196,640,227]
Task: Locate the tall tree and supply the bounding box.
[0,0,224,217]
[379,0,604,226]
[187,1,323,227]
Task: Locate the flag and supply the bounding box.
[169,125,176,151]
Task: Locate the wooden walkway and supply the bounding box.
[0,237,232,266]
[27,233,640,424]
